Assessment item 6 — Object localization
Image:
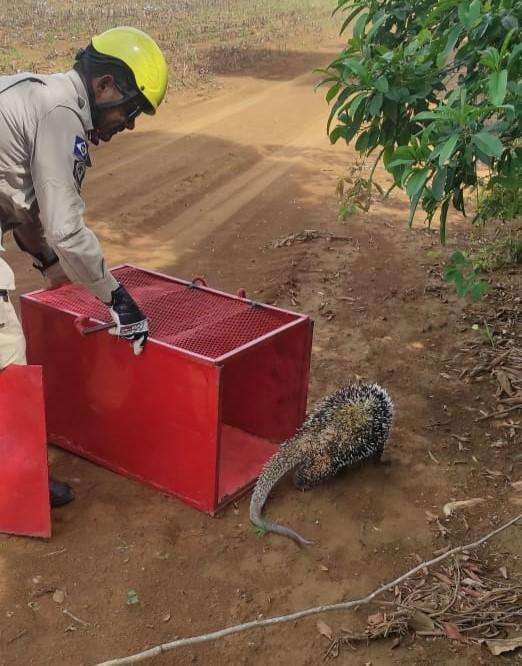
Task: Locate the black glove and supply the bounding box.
[108,284,148,356]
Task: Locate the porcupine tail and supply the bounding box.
[250,438,314,547]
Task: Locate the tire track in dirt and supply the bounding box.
[102,122,331,268]
[83,55,340,269]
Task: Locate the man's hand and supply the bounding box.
[42,262,70,290]
[107,284,148,356]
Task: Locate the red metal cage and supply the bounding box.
[20,265,313,514]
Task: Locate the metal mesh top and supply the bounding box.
[30,266,299,360]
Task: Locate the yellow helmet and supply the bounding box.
[91,27,168,114]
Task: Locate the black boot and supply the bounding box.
[49,478,74,508]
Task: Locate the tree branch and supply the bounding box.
[95,513,521,665]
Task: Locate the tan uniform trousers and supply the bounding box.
[0,293,27,368]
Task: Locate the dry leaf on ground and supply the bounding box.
[442,622,466,642]
[407,609,435,632]
[317,619,333,640]
[484,636,522,656]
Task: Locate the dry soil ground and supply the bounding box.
[1,43,521,666]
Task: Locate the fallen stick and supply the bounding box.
[475,404,522,421]
[95,514,521,666]
[63,608,90,627]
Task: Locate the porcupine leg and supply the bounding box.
[370,449,391,466]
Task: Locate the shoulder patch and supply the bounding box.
[73,135,91,165]
[73,159,87,191]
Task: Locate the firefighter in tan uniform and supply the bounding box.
[0,27,169,507]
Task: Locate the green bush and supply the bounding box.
[321,0,521,242]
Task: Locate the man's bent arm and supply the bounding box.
[30,105,117,303]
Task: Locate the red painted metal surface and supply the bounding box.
[0,365,50,538]
[20,265,313,514]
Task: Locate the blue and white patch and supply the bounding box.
[73,135,90,164]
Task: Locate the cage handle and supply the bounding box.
[190,276,207,288]
[74,316,115,336]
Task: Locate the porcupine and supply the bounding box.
[250,382,394,546]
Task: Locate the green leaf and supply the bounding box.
[366,125,380,151]
[329,125,348,144]
[457,3,468,27]
[488,70,507,106]
[414,111,440,121]
[368,92,383,116]
[470,281,489,302]
[374,76,389,93]
[431,167,447,200]
[500,28,516,60]
[436,25,461,68]
[353,11,369,40]
[339,5,366,35]
[418,28,432,45]
[326,82,341,104]
[407,184,424,228]
[367,13,387,40]
[344,119,364,143]
[382,143,394,169]
[458,0,481,29]
[355,130,369,152]
[388,146,415,168]
[468,0,482,26]
[348,92,367,118]
[438,134,459,167]
[326,92,348,134]
[480,47,500,71]
[448,250,468,267]
[386,87,410,102]
[342,57,366,79]
[388,157,415,168]
[508,43,522,67]
[127,590,139,606]
[472,131,504,157]
[406,167,430,199]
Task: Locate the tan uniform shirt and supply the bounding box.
[0,70,118,301]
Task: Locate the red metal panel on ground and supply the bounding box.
[21,265,313,514]
[0,365,50,538]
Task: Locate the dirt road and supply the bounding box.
[2,46,520,666]
[8,48,342,291]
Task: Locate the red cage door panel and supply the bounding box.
[0,365,50,538]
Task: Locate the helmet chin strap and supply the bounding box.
[75,47,140,137]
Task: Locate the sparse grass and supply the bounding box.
[470,224,522,272]
[0,0,333,84]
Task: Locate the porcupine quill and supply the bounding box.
[250,383,394,546]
